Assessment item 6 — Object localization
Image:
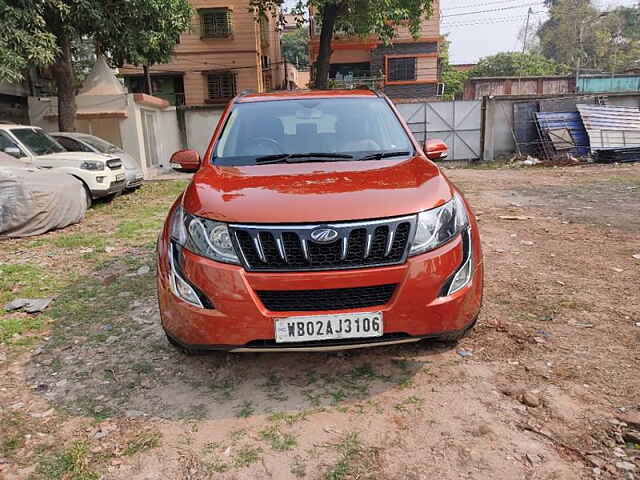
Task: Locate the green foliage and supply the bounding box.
[281,28,309,68]
[0,1,57,83]
[536,0,640,73]
[439,38,468,100]
[0,0,192,124]
[469,52,568,77]
[251,0,435,87]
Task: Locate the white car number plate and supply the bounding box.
[116,173,125,181]
[275,312,383,343]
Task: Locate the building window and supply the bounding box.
[207,72,237,100]
[200,8,232,38]
[388,57,416,82]
[261,55,271,69]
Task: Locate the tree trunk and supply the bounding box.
[52,33,77,132]
[143,65,153,95]
[313,3,339,89]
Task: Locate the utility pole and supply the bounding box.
[522,7,533,53]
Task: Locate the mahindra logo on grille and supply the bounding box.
[310,228,339,244]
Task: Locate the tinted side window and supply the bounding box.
[56,137,90,152]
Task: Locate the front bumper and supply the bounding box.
[157,230,484,351]
[125,170,144,189]
[92,179,126,198]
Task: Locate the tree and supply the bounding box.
[469,52,568,77]
[439,39,468,100]
[0,0,191,131]
[281,28,310,68]
[0,2,57,84]
[251,0,435,89]
[536,0,640,74]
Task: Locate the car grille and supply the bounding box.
[229,215,416,272]
[257,284,398,312]
[106,158,122,170]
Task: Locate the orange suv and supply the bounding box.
[157,90,483,353]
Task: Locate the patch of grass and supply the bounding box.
[268,411,308,426]
[116,219,163,240]
[0,263,64,305]
[324,433,381,480]
[259,425,297,451]
[234,400,255,418]
[51,234,106,250]
[232,445,262,468]
[0,411,30,458]
[35,441,98,480]
[0,314,45,343]
[394,396,424,412]
[123,432,161,456]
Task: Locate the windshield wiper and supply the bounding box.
[255,153,354,164]
[357,151,411,161]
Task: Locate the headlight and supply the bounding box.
[170,205,240,264]
[409,192,469,256]
[80,160,105,171]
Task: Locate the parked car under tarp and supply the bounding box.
[0,153,87,238]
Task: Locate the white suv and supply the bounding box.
[0,124,126,205]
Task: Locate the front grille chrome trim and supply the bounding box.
[230,215,417,272]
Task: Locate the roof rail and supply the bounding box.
[234,89,256,102]
[352,84,383,97]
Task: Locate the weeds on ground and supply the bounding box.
[323,432,381,480]
[259,425,297,451]
[232,445,262,468]
[235,400,255,418]
[123,431,161,456]
[35,441,98,480]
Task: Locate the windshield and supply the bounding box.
[213,97,414,166]
[78,134,121,154]
[11,128,65,156]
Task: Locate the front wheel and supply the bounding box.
[82,185,92,209]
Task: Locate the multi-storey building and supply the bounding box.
[120,0,284,106]
[309,3,442,100]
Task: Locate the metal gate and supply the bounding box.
[395,100,482,161]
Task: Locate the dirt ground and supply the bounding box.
[1,163,639,480]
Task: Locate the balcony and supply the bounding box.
[329,76,384,90]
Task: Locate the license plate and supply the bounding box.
[116,173,125,181]
[275,312,383,343]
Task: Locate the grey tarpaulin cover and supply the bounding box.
[0,155,87,238]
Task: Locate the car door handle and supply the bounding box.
[40,166,53,169]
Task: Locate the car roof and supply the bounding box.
[50,132,84,137]
[235,89,379,103]
[0,124,31,130]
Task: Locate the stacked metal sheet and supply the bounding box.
[577,104,640,152]
[534,111,590,158]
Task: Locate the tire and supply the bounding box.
[82,185,92,209]
[165,331,211,356]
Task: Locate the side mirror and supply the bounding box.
[424,139,448,161]
[3,146,23,158]
[170,149,201,172]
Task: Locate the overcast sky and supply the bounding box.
[442,0,637,64]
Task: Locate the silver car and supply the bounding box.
[51,132,144,190]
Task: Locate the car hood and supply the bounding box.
[182,156,453,223]
[33,151,114,162]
